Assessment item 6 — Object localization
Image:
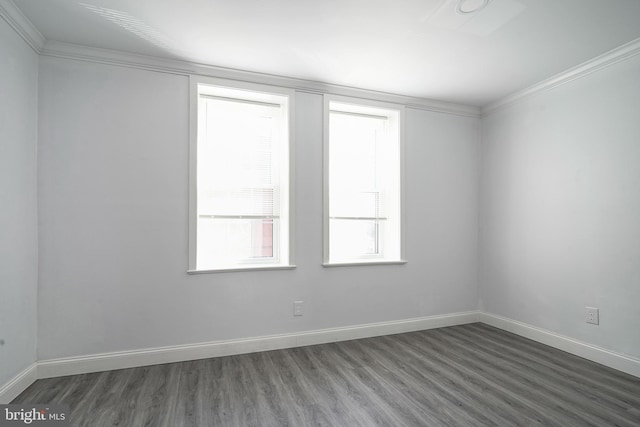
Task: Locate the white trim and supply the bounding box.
[323,95,405,265]
[322,260,408,268]
[188,76,198,271]
[8,314,638,390]
[478,312,640,378]
[398,100,407,262]
[39,40,480,118]
[0,363,38,404]
[0,0,45,53]
[188,76,295,273]
[483,37,640,115]
[287,86,297,269]
[37,311,479,379]
[322,95,331,264]
[187,265,296,274]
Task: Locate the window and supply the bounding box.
[189,77,294,272]
[324,96,405,265]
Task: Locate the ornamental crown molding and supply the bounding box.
[39,40,480,117]
[4,0,640,117]
[483,37,640,115]
[0,0,45,52]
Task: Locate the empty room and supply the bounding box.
[1,0,639,425]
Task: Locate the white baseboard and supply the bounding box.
[0,363,38,404]
[9,311,637,398]
[478,312,640,378]
[38,311,480,379]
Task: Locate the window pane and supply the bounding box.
[329,111,385,259]
[191,82,291,271]
[199,99,280,218]
[329,113,382,191]
[253,220,274,258]
[325,99,402,264]
[330,190,380,219]
[199,187,278,217]
[197,218,278,269]
[201,103,276,186]
[329,219,380,259]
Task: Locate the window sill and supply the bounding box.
[187,265,296,274]
[322,260,408,268]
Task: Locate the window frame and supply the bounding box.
[323,94,406,267]
[188,76,295,274]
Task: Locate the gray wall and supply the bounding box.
[480,54,640,358]
[0,17,39,386]
[11,14,637,375]
[37,56,480,360]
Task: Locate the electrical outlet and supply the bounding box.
[586,307,599,325]
[293,301,304,317]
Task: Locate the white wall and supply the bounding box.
[480,55,640,358]
[37,57,480,360]
[0,17,39,386]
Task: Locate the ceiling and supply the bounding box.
[12,0,640,106]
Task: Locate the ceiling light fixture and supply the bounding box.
[456,0,491,15]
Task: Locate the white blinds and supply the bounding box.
[198,97,281,219]
[329,111,386,221]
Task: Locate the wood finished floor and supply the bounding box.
[13,323,640,426]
